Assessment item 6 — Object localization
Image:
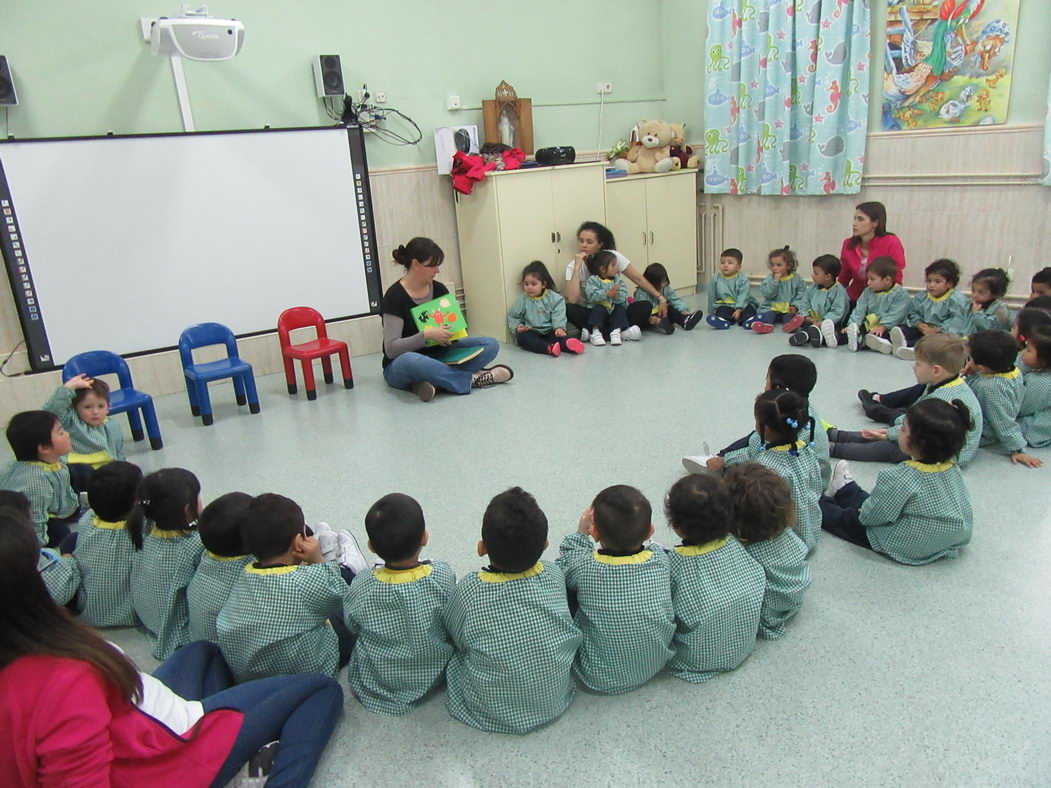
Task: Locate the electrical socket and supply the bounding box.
[374,90,386,103]
[447,95,462,111]
[596,81,613,95]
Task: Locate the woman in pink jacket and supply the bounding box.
[838,201,907,302]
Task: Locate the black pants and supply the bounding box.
[898,325,923,346]
[819,482,873,549]
[719,433,753,456]
[46,504,84,549]
[828,428,909,463]
[516,330,574,354]
[587,304,630,333]
[567,301,651,334]
[68,463,94,494]
[332,565,358,667]
[714,304,757,326]
[868,382,925,425]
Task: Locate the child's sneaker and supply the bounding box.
[610,328,623,346]
[845,323,861,352]
[751,321,775,334]
[790,325,821,347]
[864,333,893,354]
[565,338,585,354]
[590,331,605,347]
[783,314,805,333]
[706,315,731,330]
[819,319,838,348]
[681,455,717,474]
[657,316,675,335]
[788,329,811,347]
[335,530,370,575]
[547,342,562,357]
[894,345,915,361]
[623,325,642,341]
[313,521,338,562]
[580,328,590,342]
[740,315,757,330]
[683,311,703,330]
[471,365,514,387]
[890,327,914,360]
[825,459,855,498]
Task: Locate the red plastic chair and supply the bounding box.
[277,307,353,400]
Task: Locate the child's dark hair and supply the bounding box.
[586,250,617,278]
[914,333,968,374]
[5,411,61,462]
[664,474,731,546]
[481,487,547,573]
[364,492,426,563]
[138,468,200,533]
[720,248,743,264]
[724,462,794,543]
[768,246,797,273]
[241,493,306,561]
[577,221,616,250]
[591,485,652,552]
[1024,295,1051,313]
[1032,267,1051,288]
[1015,307,1051,347]
[868,256,898,281]
[768,354,817,397]
[520,261,556,291]
[72,378,111,408]
[754,389,811,448]
[642,263,670,291]
[0,490,32,519]
[971,268,1009,300]
[968,330,1018,374]
[1025,325,1051,370]
[904,399,971,464]
[392,237,444,270]
[924,258,960,287]
[88,461,146,550]
[198,492,253,557]
[812,254,841,279]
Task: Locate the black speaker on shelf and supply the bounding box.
[535,146,575,166]
[313,54,344,98]
[0,56,17,106]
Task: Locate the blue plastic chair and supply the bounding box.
[62,351,164,450]
[178,322,260,426]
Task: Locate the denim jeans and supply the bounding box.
[383,336,500,395]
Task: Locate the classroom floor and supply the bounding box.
[99,294,1049,787]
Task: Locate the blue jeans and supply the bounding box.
[153,641,343,788]
[383,336,500,395]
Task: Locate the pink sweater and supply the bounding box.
[0,655,242,788]
[838,234,907,301]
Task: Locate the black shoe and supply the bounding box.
[805,325,822,347]
[858,389,883,419]
[658,316,675,335]
[682,311,703,331]
[789,330,810,347]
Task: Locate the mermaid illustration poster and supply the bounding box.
[883,0,1017,130]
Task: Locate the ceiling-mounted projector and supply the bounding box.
[149,14,245,61]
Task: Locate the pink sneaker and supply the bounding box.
[547,342,562,357]
[751,321,775,334]
[783,314,805,333]
[564,338,585,354]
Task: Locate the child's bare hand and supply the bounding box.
[804,316,816,325]
[578,507,595,535]
[870,325,887,337]
[732,309,743,320]
[648,315,661,326]
[705,456,725,473]
[861,428,887,440]
[961,360,976,376]
[554,328,566,338]
[971,300,982,312]
[516,324,529,334]
[64,374,93,390]
[606,286,619,299]
[919,323,940,335]
[1011,452,1043,468]
[788,306,799,315]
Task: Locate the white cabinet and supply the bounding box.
[604,169,699,294]
[454,162,606,342]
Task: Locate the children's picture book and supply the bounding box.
[411,295,468,346]
[432,345,483,365]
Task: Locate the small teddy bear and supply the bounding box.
[614,120,675,174]
[668,123,700,170]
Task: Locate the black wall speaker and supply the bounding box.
[313,55,344,98]
[0,56,17,106]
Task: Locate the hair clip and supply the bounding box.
[786,417,799,428]
[139,498,151,507]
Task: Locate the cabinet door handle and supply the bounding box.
[551,232,556,243]
[650,231,655,245]
[556,231,561,242]
[642,231,647,246]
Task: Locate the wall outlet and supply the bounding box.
[596,81,613,95]
[374,90,386,103]
[447,95,462,111]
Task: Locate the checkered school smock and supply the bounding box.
[885,377,983,466]
[744,403,831,489]
[666,537,765,683]
[0,460,78,544]
[217,561,350,683]
[557,533,674,694]
[742,529,810,640]
[187,552,252,643]
[444,561,582,734]
[967,369,1027,454]
[859,460,973,565]
[131,528,204,660]
[965,300,1011,333]
[44,386,125,465]
[73,512,137,627]
[38,548,80,606]
[1019,370,1051,448]
[343,560,456,716]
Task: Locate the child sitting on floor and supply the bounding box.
[724,463,811,640]
[582,250,639,346]
[634,263,703,334]
[965,268,1012,334]
[507,261,584,357]
[751,246,809,334]
[557,485,674,694]
[1018,326,1051,448]
[843,257,911,354]
[820,399,974,565]
[344,493,455,716]
[788,254,849,348]
[706,247,758,329]
[444,487,582,734]
[0,490,79,606]
[43,374,125,492]
[663,474,764,682]
[187,492,254,643]
[886,258,969,361]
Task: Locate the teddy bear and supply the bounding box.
[668,122,700,170]
[613,120,675,174]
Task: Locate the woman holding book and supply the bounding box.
[381,237,512,402]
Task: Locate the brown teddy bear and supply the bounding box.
[669,123,700,170]
[614,120,675,174]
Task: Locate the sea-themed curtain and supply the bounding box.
[1043,75,1051,186]
[703,0,871,196]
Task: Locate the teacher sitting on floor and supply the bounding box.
[381,237,512,403]
[839,201,907,303]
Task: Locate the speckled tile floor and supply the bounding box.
[84,294,1048,786]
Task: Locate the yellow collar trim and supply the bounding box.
[778,273,795,282]
[983,367,1020,379]
[767,440,806,452]
[208,551,249,562]
[904,460,955,473]
[527,291,547,301]
[874,285,898,296]
[721,272,742,279]
[375,564,434,584]
[150,528,190,539]
[674,536,729,557]
[593,549,652,566]
[246,563,299,575]
[93,517,126,530]
[928,288,954,302]
[28,461,63,472]
[479,562,544,583]
[939,377,964,389]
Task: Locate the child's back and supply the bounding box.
[187,552,252,642]
[1019,368,1051,448]
[742,528,809,639]
[75,510,138,627]
[968,367,1025,452]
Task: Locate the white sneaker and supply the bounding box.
[682,455,717,474]
[623,325,642,341]
[845,323,861,352]
[825,459,855,497]
[590,331,605,347]
[894,345,915,361]
[312,521,339,562]
[335,530,370,575]
[819,319,838,348]
[610,329,623,346]
[580,328,590,342]
[864,333,893,354]
[890,327,914,360]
